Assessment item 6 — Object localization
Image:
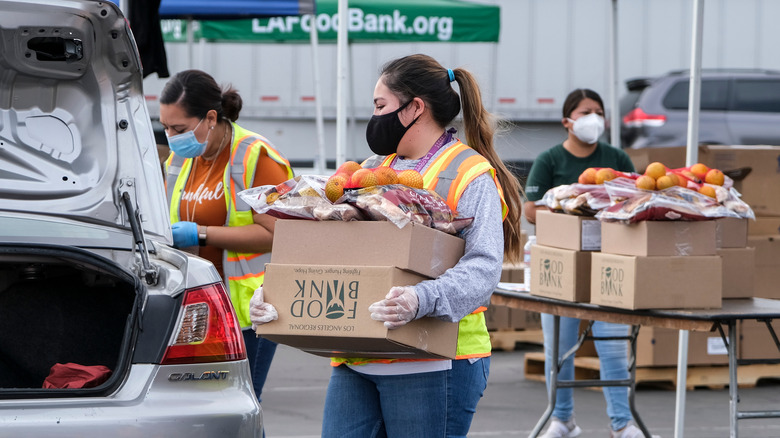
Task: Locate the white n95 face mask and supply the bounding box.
[568,113,605,145]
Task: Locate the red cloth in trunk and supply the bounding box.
[42,363,112,389]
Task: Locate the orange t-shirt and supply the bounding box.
[179,144,291,276]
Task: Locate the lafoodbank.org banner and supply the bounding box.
[252,9,454,41]
[162,4,498,43]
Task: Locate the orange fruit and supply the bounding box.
[373,167,399,185]
[690,163,710,179]
[644,162,667,180]
[704,168,725,186]
[635,175,656,190]
[397,169,424,189]
[595,168,617,185]
[655,175,676,190]
[679,169,700,184]
[578,168,598,185]
[699,185,717,199]
[325,174,348,202]
[336,160,363,176]
[665,172,684,188]
[350,168,378,188]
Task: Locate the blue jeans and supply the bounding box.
[541,314,632,431]
[321,365,447,438]
[446,357,490,438]
[242,330,277,404]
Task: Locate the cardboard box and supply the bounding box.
[535,210,601,251]
[590,252,722,310]
[739,320,780,360]
[718,247,755,299]
[636,326,729,367]
[748,235,780,299]
[485,305,541,331]
[270,219,465,279]
[715,218,748,249]
[601,220,717,256]
[699,145,780,217]
[749,217,780,236]
[500,262,526,284]
[529,245,591,302]
[510,308,542,330]
[258,264,459,359]
[484,305,510,330]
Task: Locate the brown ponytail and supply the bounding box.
[454,68,524,263]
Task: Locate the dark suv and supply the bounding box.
[620,69,780,149]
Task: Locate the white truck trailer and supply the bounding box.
[142,0,780,175]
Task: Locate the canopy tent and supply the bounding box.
[159,0,500,169]
[160,0,499,43]
[158,0,315,19]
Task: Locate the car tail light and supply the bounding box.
[622,107,666,128]
[161,282,247,365]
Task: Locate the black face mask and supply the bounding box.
[365,99,420,156]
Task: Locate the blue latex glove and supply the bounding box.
[171,221,199,248]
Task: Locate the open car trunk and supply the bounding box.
[0,244,141,397]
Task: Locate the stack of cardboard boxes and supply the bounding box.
[627,145,780,299]
[529,210,599,302]
[626,145,780,363]
[528,209,738,367]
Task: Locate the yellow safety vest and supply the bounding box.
[333,139,507,365]
[165,123,293,328]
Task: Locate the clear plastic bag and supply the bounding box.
[595,177,754,223]
[237,175,472,234]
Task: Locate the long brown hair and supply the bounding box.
[380,54,524,262]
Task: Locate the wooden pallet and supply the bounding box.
[523,351,780,390]
[490,329,544,351]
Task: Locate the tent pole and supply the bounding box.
[675,4,704,438]
[309,15,327,174]
[335,0,349,167]
[685,0,704,167]
[609,0,620,148]
[187,18,194,69]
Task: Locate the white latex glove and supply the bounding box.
[249,286,278,331]
[368,286,419,329]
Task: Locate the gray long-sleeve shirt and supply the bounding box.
[374,139,505,323]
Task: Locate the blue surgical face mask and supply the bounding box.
[166,119,209,158]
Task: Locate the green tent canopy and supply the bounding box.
[161,0,500,43]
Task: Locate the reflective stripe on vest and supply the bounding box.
[333,140,506,365]
[421,141,504,359]
[165,123,293,328]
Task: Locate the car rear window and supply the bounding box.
[732,80,780,112]
[662,79,729,111]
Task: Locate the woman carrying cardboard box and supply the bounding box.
[251,53,524,437]
[523,89,647,438]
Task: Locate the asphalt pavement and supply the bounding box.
[261,343,780,438]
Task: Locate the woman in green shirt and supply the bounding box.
[524,89,647,438]
[523,89,635,223]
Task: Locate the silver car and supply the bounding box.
[620,69,780,149]
[0,0,262,436]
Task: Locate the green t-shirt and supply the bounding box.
[524,141,636,202]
